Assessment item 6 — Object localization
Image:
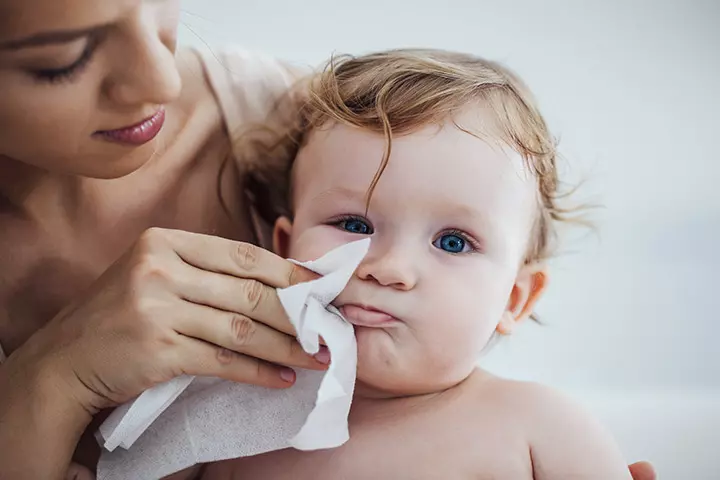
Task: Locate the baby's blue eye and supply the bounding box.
[339,218,372,235]
[434,233,468,253]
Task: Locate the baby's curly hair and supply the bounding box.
[242,48,581,264]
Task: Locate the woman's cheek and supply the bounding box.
[156,0,181,50]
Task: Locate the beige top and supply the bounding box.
[197,45,302,248]
[0,45,304,366]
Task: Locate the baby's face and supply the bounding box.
[275,112,545,396]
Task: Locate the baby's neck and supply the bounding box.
[348,389,446,426]
[348,369,485,424]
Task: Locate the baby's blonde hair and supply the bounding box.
[244,48,576,263]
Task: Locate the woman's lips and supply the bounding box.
[94,108,165,146]
[340,304,400,327]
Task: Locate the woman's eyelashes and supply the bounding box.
[31,37,99,84]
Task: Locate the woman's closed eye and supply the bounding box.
[30,37,100,84]
[330,215,374,235]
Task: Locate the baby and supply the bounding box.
[212,48,631,479]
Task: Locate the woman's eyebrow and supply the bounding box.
[0,25,104,50]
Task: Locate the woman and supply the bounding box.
[0,1,656,479]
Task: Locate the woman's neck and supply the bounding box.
[0,156,83,225]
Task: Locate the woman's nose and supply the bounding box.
[104,18,181,107]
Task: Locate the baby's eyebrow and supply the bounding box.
[429,194,494,227]
[450,204,493,227]
[307,186,365,205]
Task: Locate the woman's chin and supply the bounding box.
[71,142,158,179]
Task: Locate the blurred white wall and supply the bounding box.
[178,0,719,476]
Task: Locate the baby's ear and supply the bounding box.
[496,264,548,335]
[272,216,294,257]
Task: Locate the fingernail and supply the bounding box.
[280,368,296,383]
[314,346,331,365]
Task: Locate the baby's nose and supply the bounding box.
[355,247,418,290]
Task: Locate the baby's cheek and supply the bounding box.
[417,326,482,380]
[289,226,353,261]
[415,289,499,371]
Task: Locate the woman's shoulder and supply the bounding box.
[191,45,309,137]
[176,46,311,248]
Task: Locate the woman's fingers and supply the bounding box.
[160,228,318,288]
[177,336,297,389]
[173,260,298,336]
[123,228,331,391]
[174,301,329,370]
[628,461,656,480]
[65,463,95,480]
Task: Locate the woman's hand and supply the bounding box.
[64,463,95,480]
[17,227,326,415]
[629,461,656,480]
[3,228,318,480]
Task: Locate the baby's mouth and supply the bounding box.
[339,304,401,327]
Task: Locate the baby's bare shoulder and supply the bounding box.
[460,371,611,441]
[447,372,568,446]
[459,371,631,479]
[448,371,629,479]
[455,369,559,417]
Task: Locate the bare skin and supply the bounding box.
[0,1,323,478]
[206,370,633,479]
[0,1,656,479]
[202,120,636,480]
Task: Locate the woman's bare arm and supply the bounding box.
[0,228,323,479]
[0,347,92,480]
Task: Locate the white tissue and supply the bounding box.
[95,239,370,480]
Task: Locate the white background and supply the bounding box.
[179,0,720,477]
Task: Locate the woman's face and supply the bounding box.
[0,0,182,179]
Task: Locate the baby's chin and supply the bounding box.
[353,327,473,397]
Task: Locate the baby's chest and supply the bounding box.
[213,423,532,480]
